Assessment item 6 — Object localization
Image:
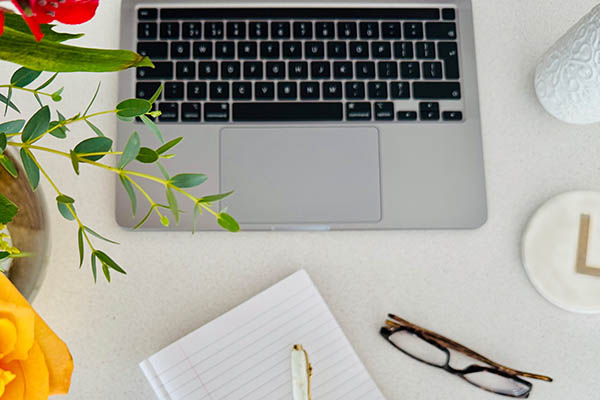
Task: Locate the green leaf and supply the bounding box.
[69,150,79,175]
[117,115,134,122]
[57,201,76,221]
[48,121,67,139]
[157,162,170,180]
[3,14,84,43]
[197,191,234,203]
[19,149,39,190]
[135,147,158,163]
[0,25,154,72]
[73,137,113,161]
[169,173,208,188]
[0,92,19,114]
[193,202,202,234]
[116,99,151,118]
[56,194,75,204]
[85,120,104,137]
[133,204,157,230]
[0,155,18,178]
[140,115,164,143]
[0,120,25,134]
[51,87,64,102]
[33,93,43,107]
[4,87,12,116]
[10,67,41,88]
[78,227,84,268]
[35,72,58,91]
[22,106,50,142]
[217,212,240,232]
[0,133,6,153]
[119,175,137,216]
[118,131,140,169]
[156,137,183,155]
[83,82,100,116]
[0,252,9,261]
[102,263,111,282]
[94,250,127,275]
[84,226,119,245]
[160,215,170,227]
[149,85,163,104]
[166,187,179,225]
[91,252,98,283]
[0,193,18,224]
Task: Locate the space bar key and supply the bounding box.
[233,102,343,122]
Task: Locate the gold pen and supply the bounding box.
[291,344,312,400]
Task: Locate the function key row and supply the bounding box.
[138,21,457,41]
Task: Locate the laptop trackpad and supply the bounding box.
[220,127,381,225]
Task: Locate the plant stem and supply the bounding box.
[0,84,53,98]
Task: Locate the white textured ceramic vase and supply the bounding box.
[535,4,600,124]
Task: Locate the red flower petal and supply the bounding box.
[10,0,44,41]
[0,11,4,37]
[30,0,99,25]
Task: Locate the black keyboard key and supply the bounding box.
[327,42,347,59]
[442,8,456,20]
[349,42,369,59]
[294,22,313,39]
[187,82,207,100]
[345,82,365,99]
[422,62,443,79]
[193,42,213,59]
[419,102,439,121]
[374,102,394,120]
[244,62,263,79]
[323,82,343,99]
[232,82,252,100]
[333,62,352,79]
[289,62,308,79]
[267,62,285,79]
[227,22,246,39]
[164,82,184,100]
[316,22,335,39]
[181,103,201,121]
[311,62,330,79]
[356,62,376,79]
[171,42,190,59]
[426,22,457,39]
[221,62,241,79]
[158,103,178,122]
[400,62,420,79]
[416,42,436,59]
[261,42,280,59]
[413,82,461,99]
[210,82,229,100]
[176,62,196,79]
[136,82,161,100]
[305,42,325,59]
[346,102,371,120]
[138,8,157,20]
[205,22,224,39]
[238,41,258,59]
[443,111,462,121]
[372,42,391,59]
[397,111,417,121]
[255,82,275,100]
[198,62,218,79]
[381,22,401,39]
[394,42,413,59]
[182,22,202,39]
[205,103,229,122]
[138,22,157,39]
[137,42,167,59]
[438,42,459,79]
[378,62,398,79]
[338,22,357,39]
[300,82,320,100]
[271,22,290,39]
[390,81,410,99]
[278,82,297,100]
[249,22,268,39]
[368,82,388,99]
[233,102,343,122]
[137,62,173,80]
[160,22,180,39]
[359,22,379,39]
[404,22,423,39]
[283,42,303,59]
[216,41,235,59]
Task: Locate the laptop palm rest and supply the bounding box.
[220,127,381,225]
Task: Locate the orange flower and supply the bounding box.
[0,273,73,399]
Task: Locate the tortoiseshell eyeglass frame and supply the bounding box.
[380,314,553,399]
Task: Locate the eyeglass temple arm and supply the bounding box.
[386,315,553,383]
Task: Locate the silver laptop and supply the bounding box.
[117,0,486,231]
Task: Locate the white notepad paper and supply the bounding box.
[140,270,385,400]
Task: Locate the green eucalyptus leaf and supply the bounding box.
[0,133,6,153]
[10,67,41,88]
[22,105,50,142]
[83,83,100,116]
[56,194,75,204]
[157,162,170,180]
[116,99,151,118]
[85,120,104,137]
[0,155,18,178]
[166,187,179,225]
[118,131,140,169]
[57,202,76,221]
[33,93,43,107]
[0,120,25,134]
[160,214,170,227]
[69,150,79,175]
[169,173,207,188]
[73,137,113,161]
[78,227,84,268]
[19,149,39,190]
[35,72,58,91]
[139,115,164,143]
[217,212,240,232]
[192,202,202,234]
[0,251,9,261]
[135,147,158,163]
[102,263,111,282]
[4,87,13,116]
[51,87,64,102]
[149,85,163,104]
[0,193,18,224]
[119,175,137,216]
[0,92,19,114]
[94,250,126,275]
[133,204,157,230]
[91,252,98,283]
[48,121,67,139]
[84,226,119,245]
[156,137,183,155]
[197,191,234,203]
[117,115,134,122]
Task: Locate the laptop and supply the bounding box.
[116,0,487,231]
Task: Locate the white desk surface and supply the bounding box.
[1,0,599,398]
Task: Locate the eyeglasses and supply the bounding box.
[380,314,553,398]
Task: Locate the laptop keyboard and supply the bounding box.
[135,8,463,123]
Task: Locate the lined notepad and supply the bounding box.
[140,270,385,400]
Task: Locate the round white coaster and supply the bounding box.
[522,191,600,313]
